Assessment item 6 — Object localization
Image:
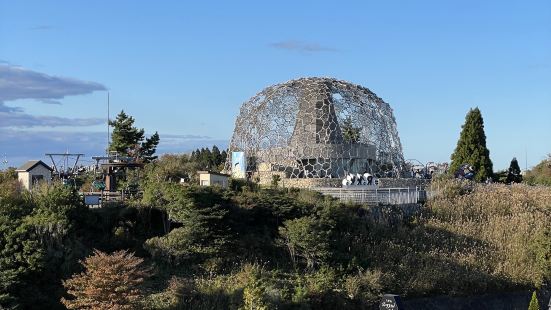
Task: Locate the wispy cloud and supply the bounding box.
[0,112,104,128]
[0,129,228,167]
[0,64,107,128]
[269,40,338,53]
[0,64,106,103]
[38,99,62,105]
[0,103,23,113]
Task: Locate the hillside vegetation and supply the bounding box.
[525,155,551,186]
[0,159,549,309]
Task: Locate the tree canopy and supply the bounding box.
[449,107,493,182]
[506,157,523,184]
[109,110,160,163]
[190,146,227,170]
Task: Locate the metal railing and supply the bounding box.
[314,187,426,205]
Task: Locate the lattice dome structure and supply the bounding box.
[225,77,405,182]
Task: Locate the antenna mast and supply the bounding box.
[107,92,110,155]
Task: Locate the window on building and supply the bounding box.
[32,175,44,186]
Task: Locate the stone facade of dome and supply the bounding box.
[226,77,405,184]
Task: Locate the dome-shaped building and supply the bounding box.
[226,77,405,186]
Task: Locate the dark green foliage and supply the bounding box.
[109,110,160,162]
[2,154,549,309]
[271,174,281,188]
[190,145,227,170]
[141,132,161,163]
[450,107,493,182]
[279,215,333,269]
[0,183,90,309]
[143,184,230,265]
[507,157,523,184]
[109,110,144,155]
[528,291,539,310]
[342,116,360,144]
[493,169,508,183]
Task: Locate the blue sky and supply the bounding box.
[0,1,550,170]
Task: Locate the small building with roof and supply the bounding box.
[197,171,230,188]
[16,160,53,190]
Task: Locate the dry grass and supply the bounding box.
[426,181,550,289]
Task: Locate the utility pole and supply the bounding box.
[107,91,110,155]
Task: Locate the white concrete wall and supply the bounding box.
[18,171,30,190]
[199,173,211,186]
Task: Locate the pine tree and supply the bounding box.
[449,108,493,182]
[109,110,145,155]
[528,291,540,310]
[62,250,151,310]
[212,145,222,166]
[220,150,228,167]
[506,157,523,184]
[109,110,160,163]
[140,132,160,163]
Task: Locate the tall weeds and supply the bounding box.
[427,181,550,289]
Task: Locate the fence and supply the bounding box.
[313,187,427,205]
[81,191,131,207]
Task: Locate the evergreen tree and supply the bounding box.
[528,291,539,310]
[342,116,360,143]
[109,110,144,154]
[140,132,160,163]
[109,110,160,163]
[449,108,493,182]
[506,157,523,184]
[212,145,222,166]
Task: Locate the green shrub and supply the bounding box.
[528,291,539,310]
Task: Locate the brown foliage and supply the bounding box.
[62,249,151,310]
[427,182,551,288]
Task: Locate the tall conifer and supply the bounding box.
[450,107,493,182]
[506,157,522,183]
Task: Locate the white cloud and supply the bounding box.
[0,63,107,128]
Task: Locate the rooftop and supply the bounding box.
[16,160,53,172]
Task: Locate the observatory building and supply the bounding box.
[226,77,405,187]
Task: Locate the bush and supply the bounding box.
[62,249,151,309]
[279,215,333,269]
[528,291,540,310]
